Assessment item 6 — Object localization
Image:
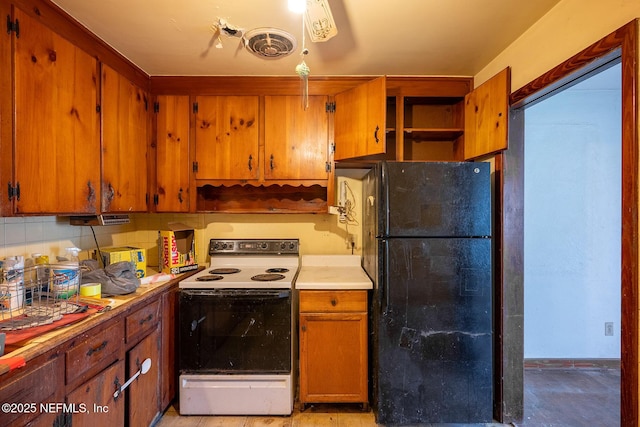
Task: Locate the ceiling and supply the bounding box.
[50,0,562,77]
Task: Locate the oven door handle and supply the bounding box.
[181,289,291,299]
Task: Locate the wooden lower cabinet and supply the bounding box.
[127,326,161,426]
[0,356,65,427]
[68,360,126,425]
[298,290,368,406]
[0,284,177,427]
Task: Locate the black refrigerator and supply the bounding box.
[362,161,493,425]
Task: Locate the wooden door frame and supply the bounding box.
[503,19,638,425]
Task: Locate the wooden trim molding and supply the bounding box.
[507,19,638,426]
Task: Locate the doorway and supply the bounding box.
[523,62,622,424]
[500,20,638,425]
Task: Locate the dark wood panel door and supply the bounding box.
[101,64,149,212]
[264,95,329,180]
[155,95,190,212]
[13,8,99,214]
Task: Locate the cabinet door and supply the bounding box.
[464,68,510,159]
[299,312,368,403]
[101,64,149,212]
[264,95,329,180]
[0,356,64,427]
[160,287,178,409]
[156,95,190,212]
[334,76,386,160]
[68,360,126,426]
[194,96,259,180]
[127,327,161,427]
[13,9,100,214]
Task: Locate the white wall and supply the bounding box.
[476,0,640,90]
[524,64,621,358]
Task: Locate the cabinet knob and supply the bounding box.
[331,299,337,306]
[301,325,306,332]
[248,154,253,171]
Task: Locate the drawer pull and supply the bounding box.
[113,358,152,400]
[86,340,107,356]
[139,314,154,325]
[331,299,337,306]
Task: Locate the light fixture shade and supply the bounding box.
[304,0,338,42]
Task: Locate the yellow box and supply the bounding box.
[96,246,147,278]
[159,223,198,274]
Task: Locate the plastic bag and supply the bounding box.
[80,260,140,296]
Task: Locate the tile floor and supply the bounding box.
[157,366,620,427]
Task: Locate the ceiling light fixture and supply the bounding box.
[288,0,306,14]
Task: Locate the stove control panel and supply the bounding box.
[209,239,299,255]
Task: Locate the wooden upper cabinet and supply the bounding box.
[334,76,386,160]
[264,95,329,180]
[13,8,100,214]
[101,64,149,212]
[464,68,510,159]
[194,96,259,180]
[155,95,190,212]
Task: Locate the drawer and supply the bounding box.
[66,321,124,385]
[0,356,64,427]
[299,290,367,313]
[126,299,161,342]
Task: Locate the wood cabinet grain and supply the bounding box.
[12,8,100,214]
[154,95,191,212]
[194,96,259,180]
[299,290,368,406]
[264,95,330,181]
[101,64,149,212]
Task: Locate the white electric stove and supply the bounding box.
[178,239,299,416]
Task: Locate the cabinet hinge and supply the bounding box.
[192,102,199,114]
[192,161,199,173]
[153,102,160,113]
[6,16,19,38]
[154,194,159,205]
[325,102,335,113]
[325,162,332,173]
[144,98,148,111]
[7,182,19,201]
[96,104,101,113]
[330,143,335,154]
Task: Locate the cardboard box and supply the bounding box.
[96,246,147,278]
[159,223,198,274]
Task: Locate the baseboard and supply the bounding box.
[524,358,620,369]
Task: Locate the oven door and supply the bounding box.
[179,288,291,374]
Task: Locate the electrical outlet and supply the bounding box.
[605,322,614,336]
[347,234,356,249]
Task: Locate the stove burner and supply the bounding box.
[196,275,224,282]
[266,268,289,274]
[209,268,241,275]
[251,273,286,282]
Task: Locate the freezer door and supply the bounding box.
[374,237,493,424]
[380,161,491,237]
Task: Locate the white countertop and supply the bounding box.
[295,255,373,290]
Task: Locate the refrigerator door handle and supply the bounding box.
[381,162,390,237]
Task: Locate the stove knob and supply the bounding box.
[280,242,286,250]
[289,242,296,250]
[260,242,268,249]
[222,243,228,250]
